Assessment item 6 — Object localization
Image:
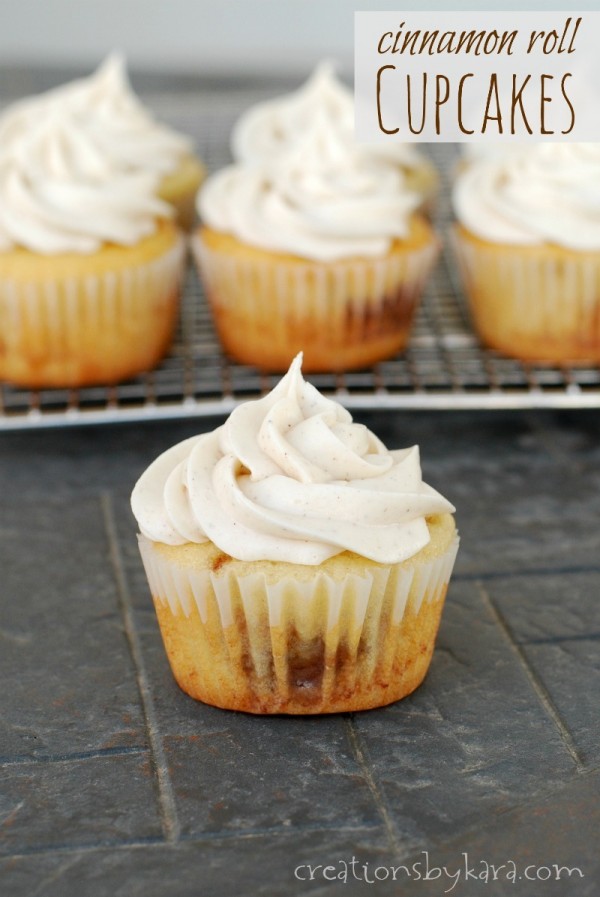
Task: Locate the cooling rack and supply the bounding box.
[1,85,599,430]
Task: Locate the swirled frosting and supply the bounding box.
[131,354,454,565]
[231,61,425,174]
[0,54,193,179]
[199,112,420,261]
[0,54,185,253]
[453,143,600,249]
[0,115,172,254]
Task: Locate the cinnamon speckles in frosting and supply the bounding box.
[453,143,600,249]
[131,354,455,565]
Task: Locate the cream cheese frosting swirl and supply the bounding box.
[199,112,420,261]
[131,354,454,565]
[231,61,354,164]
[231,60,426,174]
[453,143,600,249]
[0,54,186,253]
[0,54,193,179]
[0,114,172,254]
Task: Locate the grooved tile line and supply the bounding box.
[344,717,403,856]
[100,491,181,843]
[1,823,381,861]
[0,747,148,768]
[477,581,586,772]
[26,855,83,897]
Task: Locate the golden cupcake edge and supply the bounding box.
[138,513,459,715]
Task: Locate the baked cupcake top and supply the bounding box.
[0,54,193,182]
[199,113,421,262]
[131,354,454,565]
[231,60,427,174]
[0,113,172,254]
[453,143,600,249]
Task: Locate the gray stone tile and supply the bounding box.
[163,719,379,837]
[3,407,600,885]
[0,420,219,500]
[525,409,600,470]
[0,496,146,759]
[353,580,577,844]
[399,767,600,897]
[437,450,600,578]
[0,753,161,856]
[356,411,537,465]
[0,827,396,897]
[488,571,600,765]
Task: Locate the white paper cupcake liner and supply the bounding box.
[191,231,439,370]
[452,227,600,362]
[0,235,186,386]
[138,532,459,713]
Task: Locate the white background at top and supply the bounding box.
[1,0,599,75]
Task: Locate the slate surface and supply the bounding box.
[1,408,599,897]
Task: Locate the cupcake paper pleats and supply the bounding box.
[453,224,600,365]
[192,225,440,372]
[137,523,459,714]
[0,223,186,388]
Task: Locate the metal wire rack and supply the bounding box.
[1,85,599,430]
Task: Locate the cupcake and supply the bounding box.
[193,113,439,372]
[0,114,185,388]
[0,54,205,229]
[452,143,600,364]
[131,354,459,715]
[231,60,438,214]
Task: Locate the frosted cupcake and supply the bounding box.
[131,354,459,714]
[231,61,438,214]
[231,61,438,213]
[453,143,600,364]
[0,54,204,229]
[0,113,185,388]
[193,113,439,372]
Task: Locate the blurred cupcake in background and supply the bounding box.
[0,111,185,388]
[193,110,439,372]
[0,54,205,229]
[453,143,527,179]
[452,143,600,364]
[231,61,439,216]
